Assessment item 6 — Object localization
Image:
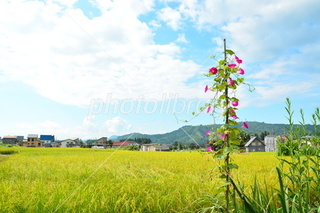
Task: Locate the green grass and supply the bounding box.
[0,146,16,155]
[0,147,279,212]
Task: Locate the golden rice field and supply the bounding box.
[0,147,280,213]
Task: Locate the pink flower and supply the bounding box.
[209,67,218,74]
[206,147,212,152]
[228,77,235,86]
[228,64,237,68]
[235,55,243,64]
[204,85,209,92]
[220,134,227,140]
[232,101,239,107]
[242,122,249,128]
[205,130,211,135]
[228,109,235,115]
[231,114,239,119]
[238,68,245,75]
[207,106,211,113]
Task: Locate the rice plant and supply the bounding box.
[0,147,278,212]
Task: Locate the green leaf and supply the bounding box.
[221,124,229,130]
[219,94,226,100]
[219,60,225,65]
[230,139,240,146]
[227,163,239,169]
[226,49,235,55]
[219,174,227,179]
[215,140,224,145]
[230,128,240,134]
[231,97,239,102]
[218,85,225,91]
[228,120,238,126]
[217,154,226,160]
[237,78,244,83]
[223,147,234,154]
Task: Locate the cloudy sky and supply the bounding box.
[0,0,319,140]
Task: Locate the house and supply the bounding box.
[140,144,171,151]
[2,136,18,145]
[40,135,55,143]
[60,138,81,148]
[92,137,108,148]
[264,135,278,152]
[52,141,61,147]
[22,134,43,147]
[2,136,24,145]
[244,137,265,152]
[112,141,139,147]
[40,135,55,147]
[16,136,24,146]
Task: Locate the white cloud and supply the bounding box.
[178,0,266,29]
[157,7,182,30]
[94,0,154,16]
[0,0,202,107]
[104,116,132,134]
[49,0,78,8]
[176,34,188,43]
[14,120,68,138]
[176,0,320,107]
[2,0,320,112]
[149,20,161,28]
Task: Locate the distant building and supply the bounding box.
[60,138,81,148]
[244,137,265,152]
[40,135,55,147]
[40,135,55,143]
[92,137,108,148]
[27,134,38,141]
[264,135,278,152]
[2,136,18,145]
[112,141,139,147]
[52,141,61,147]
[16,136,24,146]
[22,134,43,147]
[140,144,171,151]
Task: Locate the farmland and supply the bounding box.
[0,147,279,212]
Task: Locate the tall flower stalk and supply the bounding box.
[203,39,252,211]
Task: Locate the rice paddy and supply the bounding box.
[0,147,280,212]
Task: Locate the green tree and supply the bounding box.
[120,137,152,144]
[259,131,269,140]
[238,130,250,146]
[172,141,186,150]
[188,142,199,149]
[107,140,113,148]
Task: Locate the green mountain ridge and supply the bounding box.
[116,121,316,145]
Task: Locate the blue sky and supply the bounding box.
[0,0,320,140]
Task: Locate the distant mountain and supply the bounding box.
[108,135,118,140]
[115,121,317,145]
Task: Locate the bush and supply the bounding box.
[0,149,15,155]
[124,145,140,151]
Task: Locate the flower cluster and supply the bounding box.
[204,52,249,149]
